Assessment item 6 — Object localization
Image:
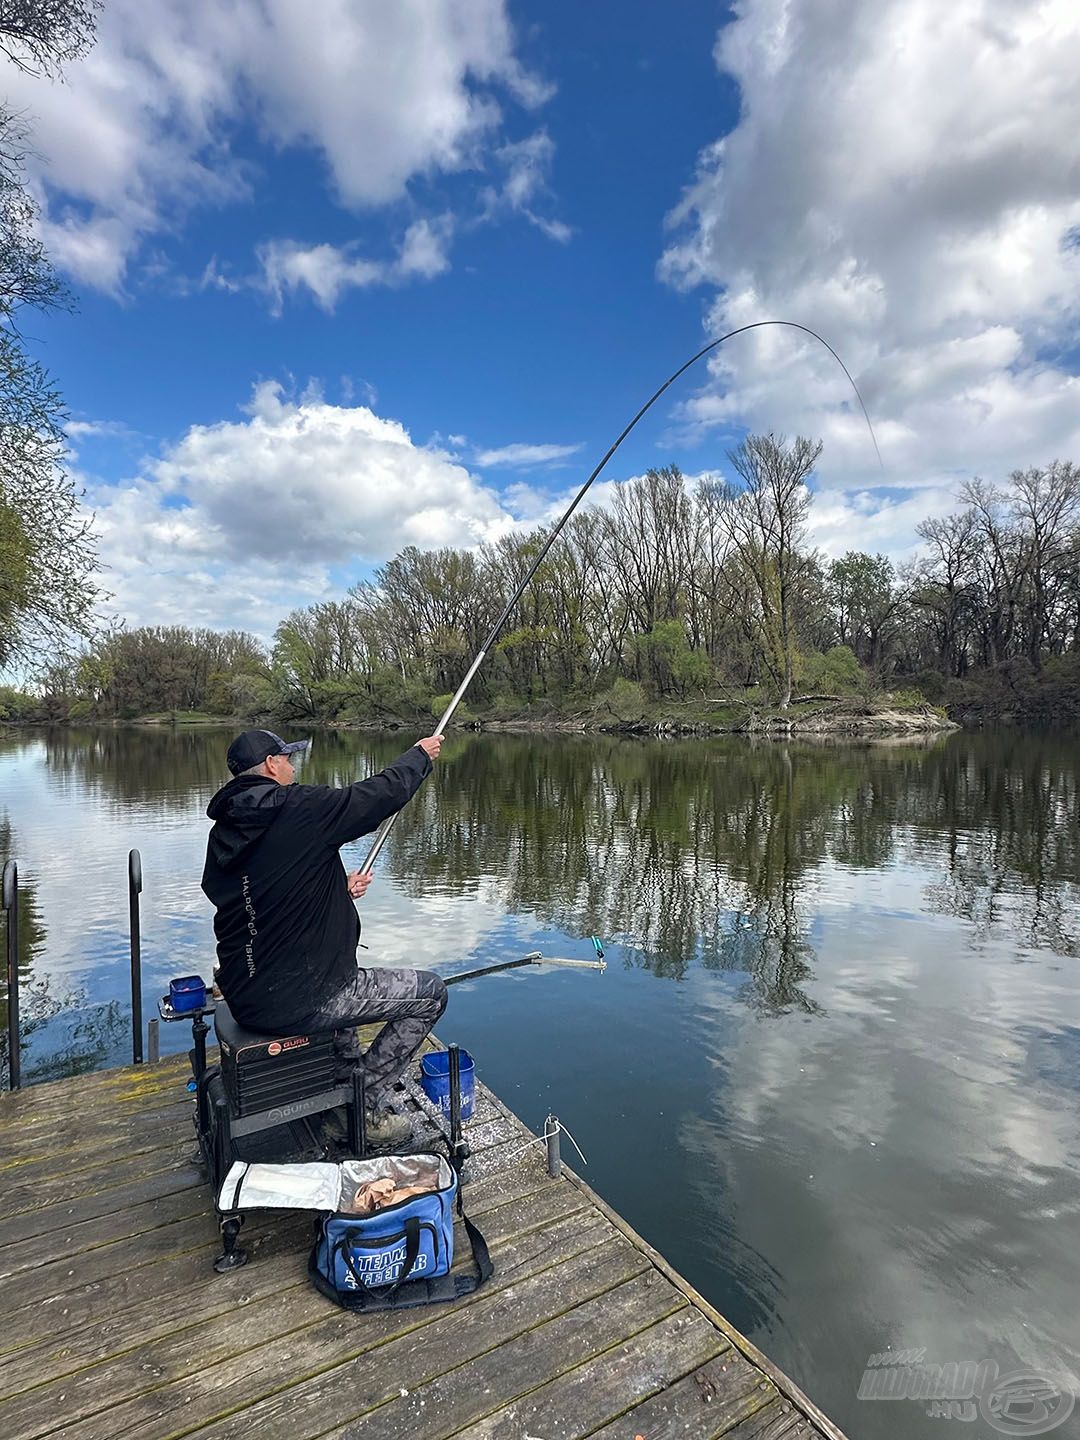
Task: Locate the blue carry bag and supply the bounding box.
[307,1151,492,1311]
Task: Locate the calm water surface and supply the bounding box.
[2,726,1078,1438]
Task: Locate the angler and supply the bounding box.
[200,726,446,1147]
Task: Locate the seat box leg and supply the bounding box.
[214,1212,247,1273]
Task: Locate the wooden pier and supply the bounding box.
[0,1052,847,1440]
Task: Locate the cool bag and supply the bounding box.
[306,1153,492,1311]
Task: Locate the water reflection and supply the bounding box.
[2,724,1079,1440]
[40,726,226,811]
[6,726,1078,1014]
[378,731,1079,998]
[1,808,135,1083]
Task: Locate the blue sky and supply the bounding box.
[45,3,730,463]
[10,0,1080,638]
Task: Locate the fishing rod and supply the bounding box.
[443,941,607,987]
[361,319,881,872]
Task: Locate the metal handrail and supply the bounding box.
[3,858,19,1090]
[128,849,143,1065]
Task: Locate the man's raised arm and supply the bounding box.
[314,735,443,847]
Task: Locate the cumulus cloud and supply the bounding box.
[5,0,551,293]
[660,0,1080,547]
[86,382,518,634]
[473,440,584,468]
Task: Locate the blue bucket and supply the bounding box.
[420,1049,476,1121]
[169,975,206,1012]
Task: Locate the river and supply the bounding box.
[1,725,1078,1438]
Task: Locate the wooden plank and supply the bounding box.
[584,1350,777,1440]
[450,1308,728,1440]
[0,1207,611,1407]
[722,1398,820,1439]
[0,1211,308,1358]
[0,1097,195,1165]
[0,1062,189,1125]
[0,1078,498,1220]
[459,1125,545,1185]
[560,1166,851,1440]
[0,1063,187,1120]
[0,1051,847,1440]
[0,1162,204,1246]
[444,1154,551,1220]
[309,1272,685,1440]
[0,1211,219,1315]
[52,1233,650,1440]
[0,1212,618,1440]
[0,1140,193,1208]
[451,1115,518,1156]
[0,1166,590,1362]
[0,1187,209,1276]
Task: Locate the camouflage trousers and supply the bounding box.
[306,966,448,1107]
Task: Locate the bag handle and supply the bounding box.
[338,1216,423,1302]
[312,1194,492,1312]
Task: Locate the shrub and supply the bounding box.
[596,678,647,720]
[0,686,39,721]
[796,645,863,694]
[430,693,474,723]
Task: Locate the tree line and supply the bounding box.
[8,435,1078,728]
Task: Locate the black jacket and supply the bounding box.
[200,745,431,1031]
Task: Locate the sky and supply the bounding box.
[10,0,1080,641]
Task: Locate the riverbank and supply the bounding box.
[1,697,957,738]
[476,699,954,737]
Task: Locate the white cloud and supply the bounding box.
[86,382,520,634]
[6,0,551,293]
[64,419,133,440]
[257,217,454,313]
[479,130,571,242]
[474,441,584,468]
[660,0,1080,547]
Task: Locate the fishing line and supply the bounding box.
[361,319,881,871]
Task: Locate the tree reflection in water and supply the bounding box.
[8,726,1078,1038]
[368,730,1079,1010]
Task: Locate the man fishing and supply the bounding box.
[201,729,447,1147]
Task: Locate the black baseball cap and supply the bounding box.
[226,729,311,776]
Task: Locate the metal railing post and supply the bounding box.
[545,1114,562,1177]
[3,859,20,1090]
[128,849,143,1065]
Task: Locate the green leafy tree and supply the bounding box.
[0,3,104,670]
[827,551,901,670]
[728,434,820,709]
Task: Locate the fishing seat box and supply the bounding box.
[213,1001,341,1120]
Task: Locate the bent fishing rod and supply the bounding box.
[361,319,881,872]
